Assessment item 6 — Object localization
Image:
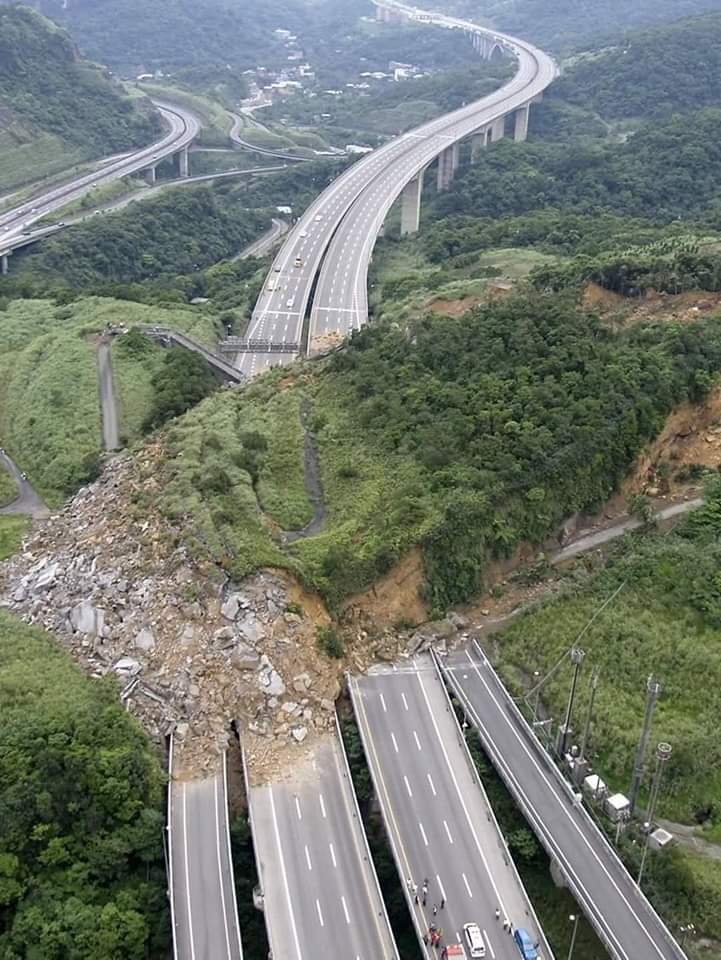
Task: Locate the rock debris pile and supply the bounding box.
[0,454,341,778]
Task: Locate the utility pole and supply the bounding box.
[637,742,672,887]
[567,914,580,960]
[579,667,600,762]
[557,647,585,755]
[629,675,662,816]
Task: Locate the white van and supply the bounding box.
[463,923,486,958]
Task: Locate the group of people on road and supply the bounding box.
[407,877,446,950]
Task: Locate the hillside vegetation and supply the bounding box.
[150,294,721,612]
[0,5,160,191]
[0,297,220,505]
[0,611,168,958]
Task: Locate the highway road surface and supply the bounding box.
[248,732,399,960]
[169,755,243,960]
[350,655,550,960]
[0,100,199,249]
[234,217,289,261]
[441,642,687,960]
[237,0,555,376]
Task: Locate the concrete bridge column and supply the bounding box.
[437,144,459,191]
[400,170,424,235]
[1,252,10,275]
[145,165,157,186]
[490,116,505,142]
[471,129,487,162]
[514,104,530,142]
[177,146,189,178]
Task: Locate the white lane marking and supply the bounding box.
[329,842,337,868]
[427,772,437,796]
[316,899,325,927]
[404,775,413,798]
[341,895,351,925]
[213,777,232,959]
[436,873,447,902]
[418,821,429,846]
[319,793,326,819]
[181,785,197,960]
[461,645,665,960]
[413,730,422,751]
[484,929,496,959]
[295,796,302,820]
[462,872,473,898]
[390,732,399,753]
[268,790,303,960]
[305,845,312,871]
[443,819,454,844]
[380,693,387,712]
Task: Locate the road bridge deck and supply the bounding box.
[441,641,687,960]
[350,654,550,960]
[247,730,399,960]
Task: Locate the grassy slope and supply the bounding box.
[0,297,220,505]
[0,517,30,560]
[0,462,18,507]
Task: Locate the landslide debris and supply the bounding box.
[0,450,343,778]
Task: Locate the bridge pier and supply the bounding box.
[490,116,505,142]
[145,165,157,186]
[550,857,569,889]
[437,144,459,192]
[176,145,190,178]
[514,104,530,142]
[471,129,488,162]
[0,252,9,276]
[400,170,424,235]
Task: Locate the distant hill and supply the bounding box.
[0,4,161,191]
[6,0,311,74]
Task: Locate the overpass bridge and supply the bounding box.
[440,641,688,960]
[245,723,400,960]
[168,743,243,960]
[233,0,556,375]
[139,326,246,383]
[350,653,552,960]
[0,100,200,274]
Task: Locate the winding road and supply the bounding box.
[0,450,49,519]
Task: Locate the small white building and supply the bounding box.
[583,774,608,801]
[649,828,675,851]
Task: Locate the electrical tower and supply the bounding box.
[629,675,662,816]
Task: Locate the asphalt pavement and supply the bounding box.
[248,733,399,960]
[350,654,549,960]
[442,643,687,960]
[169,762,243,960]
[0,450,49,518]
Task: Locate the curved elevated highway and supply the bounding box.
[235,0,556,375]
[440,642,687,960]
[0,101,199,267]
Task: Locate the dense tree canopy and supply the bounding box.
[0,5,160,155]
[0,612,168,958]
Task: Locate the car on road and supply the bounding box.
[273,265,281,272]
[299,230,308,238]
[294,256,303,267]
[286,297,295,308]
[513,928,540,960]
[463,923,486,958]
[314,214,323,222]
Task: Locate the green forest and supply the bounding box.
[0,612,168,958]
[0,5,160,189]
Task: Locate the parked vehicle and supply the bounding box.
[514,928,540,960]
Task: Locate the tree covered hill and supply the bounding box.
[552,12,721,122]
[0,4,161,190]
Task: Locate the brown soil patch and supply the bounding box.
[625,384,721,497]
[583,283,721,329]
[342,547,429,630]
[428,295,484,317]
